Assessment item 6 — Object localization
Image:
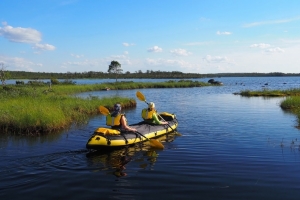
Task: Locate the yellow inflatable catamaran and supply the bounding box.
[86,112,178,149]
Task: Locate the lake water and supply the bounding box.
[1,77,300,200]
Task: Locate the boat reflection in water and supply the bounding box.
[85,132,178,177]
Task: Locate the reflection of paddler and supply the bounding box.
[86,133,181,175]
[113,156,131,177]
[146,150,158,163]
[86,147,133,177]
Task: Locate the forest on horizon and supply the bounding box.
[7,70,300,80]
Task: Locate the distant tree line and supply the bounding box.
[6,70,300,80]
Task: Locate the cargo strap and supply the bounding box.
[134,132,142,141]
[120,132,128,144]
[105,135,111,145]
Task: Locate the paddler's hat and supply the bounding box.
[148,102,155,109]
[113,103,121,112]
[111,103,121,117]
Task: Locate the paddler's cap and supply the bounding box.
[114,104,121,112]
[148,102,155,108]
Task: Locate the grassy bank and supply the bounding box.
[238,88,300,97]
[1,80,212,134]
[0,83,138,134]
[50,79,212,94]
[238,88,300,128]
[0,94,135,134]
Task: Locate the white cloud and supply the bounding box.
[147,46,163,53]
[71,54,84,58]
[265,47,285,53]
[185,41,213,46]
[0,22,41,43]
[0,55,40,71]
[250,43,284,53]
[122,42,135,47]
[0,22,55,52]
[146,58,189,67]
[62,60,99,67]
[124,51,129,55]
[33,43,56,51]
[280,39,300,44]
[243,16,300,28]
[250,43,271,48]
[108,55,132,65]
[203,55,231,63]
[110,54,127,59]
[170,48,191,56]
[216,31,232,35]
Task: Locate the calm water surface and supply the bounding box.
[1,77,300,200]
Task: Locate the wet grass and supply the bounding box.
[0,85,135,135]
[239,88,300,97]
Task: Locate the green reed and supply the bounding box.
[240,88,300,97]
[0,85,134,134]
[280,96,300,110]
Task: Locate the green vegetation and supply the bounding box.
[7,70,300,80]
[0,84,135,135]
[280,96,300,110]
[239,88,300,128]
[239,88,300,97]
[0,80,211,134]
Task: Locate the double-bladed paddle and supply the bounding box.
[98,105,164,149]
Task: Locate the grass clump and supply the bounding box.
[0,85,135,135]
[239,88,300,97]
[280,96,300,110]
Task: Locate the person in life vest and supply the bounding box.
[106,104,137,132]
[141,102,168,125]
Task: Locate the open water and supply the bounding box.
[1,77,300,200]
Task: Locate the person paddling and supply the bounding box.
[141,102,168,125]
[106,103,137,132]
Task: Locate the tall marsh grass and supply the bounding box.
[280,96,300,110]
[0,85,135,134]
[240,88,300,97]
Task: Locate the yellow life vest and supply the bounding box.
[106,114,122,126]
[141,108,156,120]
[94,127,121,135]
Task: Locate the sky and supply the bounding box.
[1,0,300,74]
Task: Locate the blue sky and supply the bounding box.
[1,0,300,74]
